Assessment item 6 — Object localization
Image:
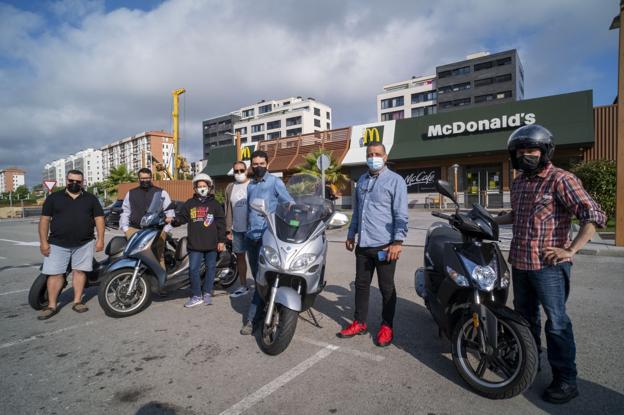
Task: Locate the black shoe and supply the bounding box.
[542,381,579,404]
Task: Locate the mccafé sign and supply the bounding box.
[426,112,536,138]
[360,125,385,147]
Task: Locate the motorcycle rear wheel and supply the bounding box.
[258,304,298,356]
[98,268,152,318]
[451,313,538,399]
[28,273,68,310]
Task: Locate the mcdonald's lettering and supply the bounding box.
[241,145,254,160]
[361,126,384,146]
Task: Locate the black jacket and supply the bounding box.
[173,195,226,251]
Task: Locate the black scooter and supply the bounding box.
[415,180,538,399]
[28,236,127,310]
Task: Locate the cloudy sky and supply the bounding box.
[0,0,619,186]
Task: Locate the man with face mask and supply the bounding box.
[37,170,105,319]
[224,160,251,298]
[119,168,173,268]
[239,150,294,335]
[496,124,606,404]
[337,142,408,347]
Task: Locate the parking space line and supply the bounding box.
[0,321,95,350]
[297,336,385,362]
[219,344,338,415]
[0,288,29,296]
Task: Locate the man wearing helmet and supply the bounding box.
[120,168,174,268]
[496,124,606,404]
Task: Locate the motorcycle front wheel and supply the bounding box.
[258,304,298,356]
[98,268,152,318]
[451,312,538,399]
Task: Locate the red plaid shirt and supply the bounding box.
[509,163,607,270]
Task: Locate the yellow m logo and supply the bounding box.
[241,146,252,160]
[362,127,382,145]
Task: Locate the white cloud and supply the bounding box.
[0,0,618,184]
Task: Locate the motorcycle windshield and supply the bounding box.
[275,174,334,243]
[140,191,164,228]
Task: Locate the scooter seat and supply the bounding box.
[175,237,189,260]
[105,236,127,256]
[426,224,462,274]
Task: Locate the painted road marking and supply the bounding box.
[0,321,95,350]
[0,289,29,296]
[219,344,339,415]
[298,336,385,362]
[0,239,40,247]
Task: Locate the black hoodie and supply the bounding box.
[173,195,226,251]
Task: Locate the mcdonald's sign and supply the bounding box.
[241,144,256,161]
[360,126,384,147]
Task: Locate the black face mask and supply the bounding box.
[139,180,152,189]
[66,183,82,194]
[252,166,267,178]
[518,155,541,173]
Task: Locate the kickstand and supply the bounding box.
[299,309,323,328]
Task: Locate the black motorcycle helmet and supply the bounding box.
[507,124,555,170]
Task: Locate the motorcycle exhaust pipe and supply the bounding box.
[127,259,143,295]
[264,275,280,326]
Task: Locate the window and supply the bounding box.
[411,91,437,103]
[438,82,471,94]
[381,96,404,109]
[411,105,437,117]
[474,90,512,103]
[258,104,272,114]
[251,123,264,133]
[267,131,281,140]
[326,122,331,129]
[474,74,512,88]
[314,119,321,127]
[282,101,290,105]
[286,128,302,136]
[251,134,264,142]
[314,107,321,116]
[266,120,281,130]
[242,109,254,117]
[474,61,493,71]
[439,97,471,109]
[286,116,302,126]
[235,127,247,135]
[474,56,512,72]
[380,110,404,121]
[218,139,231,146]
[326,111,330,120]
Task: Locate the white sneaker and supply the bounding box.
[230,286,249,298]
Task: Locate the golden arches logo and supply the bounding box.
[241,146,253,160]
[362,127,382,145]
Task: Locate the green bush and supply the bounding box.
[571,160,616,218]
[214,190,225,205]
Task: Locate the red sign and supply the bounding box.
[43,180,56,192]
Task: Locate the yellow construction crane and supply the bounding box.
[172,88,186,179]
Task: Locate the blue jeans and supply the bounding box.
[189,250,217,298]
[245,237,264,323]
[512,263,576,384]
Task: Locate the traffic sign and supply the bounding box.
[43,180,56,192]
[316,154,331,172]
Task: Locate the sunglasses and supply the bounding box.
[67,179,83,184]
[234,169,246,174]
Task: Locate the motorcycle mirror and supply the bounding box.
[327,212,349,229]
[250,198,267,216]
[435,180,459,208]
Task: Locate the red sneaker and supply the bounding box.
[376,324,393,347]
[337,321,368,338]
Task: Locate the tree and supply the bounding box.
[293,149,349,192]
[104,165,136,195]
[571,160,616,218]
[14,185,29,199]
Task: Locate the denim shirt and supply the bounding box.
[348,167,408,248]
[246,173,294,240]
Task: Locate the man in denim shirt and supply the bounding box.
[240,150,294,335]
[337,142,408,347]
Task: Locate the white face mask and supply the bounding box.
[196,187,209,197]
[234,173,247,183]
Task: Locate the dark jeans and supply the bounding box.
[189,250,217,298]
[354,245,398,327]
[512,262,577,385]
[245,237,264,323]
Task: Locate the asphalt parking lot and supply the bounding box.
[1,216,623,415]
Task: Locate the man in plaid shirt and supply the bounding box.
[496,124,606,404]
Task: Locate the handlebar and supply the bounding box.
[431,211,453,220]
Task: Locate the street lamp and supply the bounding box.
[610,1,624,247]
[224,130,242,160]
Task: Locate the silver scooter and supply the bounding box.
[250,174,349,355]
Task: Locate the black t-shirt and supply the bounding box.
[42,190,104,248]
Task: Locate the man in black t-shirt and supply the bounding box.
[37,170,105,320]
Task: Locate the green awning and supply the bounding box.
[389,90,594,161]
[201,145,236,177]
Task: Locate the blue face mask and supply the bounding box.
[367,157,384,171]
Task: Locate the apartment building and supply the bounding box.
[376,75,437,122]
[100,131,174,178]
[43,159,66,187]
[0,167,26,192]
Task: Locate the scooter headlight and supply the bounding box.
[460,255,498,292]
[445,266,469,287]
[290,254,317,271]
[261,246,281,268]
